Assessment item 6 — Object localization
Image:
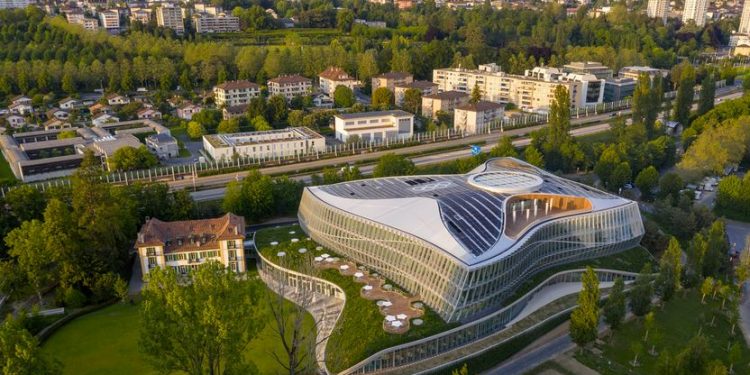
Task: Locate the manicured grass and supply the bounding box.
[42,293,314,374]
[168,126,192,157]
[576,129,615,146]
[0,151,17,184]
[255,224,458,373]
[575,289,750,374]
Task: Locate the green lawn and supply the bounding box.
[0,151,17,184]
[575,289,750,374]
[255,224,458,373]
[42,294,314,374]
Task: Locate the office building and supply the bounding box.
[156,4,184,33]
[135,214,247,278]
[202,127,325,161]
[333,110,414,142]
[682,0,708,26]
[267,75,313,101]
[618,66,669,80]
[213,80,260,107]
[603,77,637,102]
[562,61,613,79]
[298,157,644,322]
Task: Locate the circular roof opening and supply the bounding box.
[467,171,543,194]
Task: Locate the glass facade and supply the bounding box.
[299,190,644,323]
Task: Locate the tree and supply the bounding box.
[470,83,482,104]
[222,170,274,222]
[5,220,55,303]
[675,335,709,374]
[635,166,660,201]
[630,263,654,317]
[673,63,696,127]
[543,85,577,171]
[5,185,46,222]
[701,277,714,304]
[728,342,741,374]
[656,237,682,302]
[108,146,158,171]
[246,96,268,119]
[698,72,715,117]
[402,88,422,114]
[267,95,288,124]
[191,110,222,132]
[490,136,518,158]
[336,8,354,32]
[451,364,469,375]
[187,121,206,140]
[217,118,240,134]
[58,130,77,139]
[252,115,272,131]
[333,85,355,108]
[371,87,394,110]
[595,145,621,187]
[603,277,626,331]
[609,162,632,192]
[373,154,415,177]
[658,173,684,202]
[0,315,61,375]
[523,145,544,168]
[140,263,263,375]
[570,267,600,349]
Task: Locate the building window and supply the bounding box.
[146,247,156,256]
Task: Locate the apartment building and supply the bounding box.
[99,9,120,32]
[372,72,413,92]
[740,0,750,35]
[195,3,223,15]
[682,0,708,26]
[267,75,313,101]
[213,80,260,107]
[562,61,613,79]
[135,214,247,278]
[319,67,361,96]
[432,63,599,111]
[0,0,34,9]
[453,101,504,135]
[130,8,152,24]
[203,127,325,161]
[394,80,438,107]
[618,66,669,80]
[647,0,669,22]
[334,110,414,142]
[156,4,184,33]
[193,12,240,33]
[421,91,470,119]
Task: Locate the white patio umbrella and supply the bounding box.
[382,301,393,307]
[270,241,279,246]
[340,265,350,270]
[385,315,396,322]
[412,319,424,326]
[314,257,323,262]
[298,248,307,253]
[354,272,364,278]
[396,314,407,320]
[277,252,286,257]
[291,238,299,243]
[316,246,323,251]
[288,231,296,234]
[320,254,330,258]
[363,285,373,291]
[391,321,403,328]
[325,258,335,263]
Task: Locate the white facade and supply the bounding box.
[176,104,202,120]
[682,0,708,26]
[193,13,240,33]
[0,0,34,8]
[202,127,325,161]
[334,110,414,142]
[740,0,750,35]
[319,67,361,97]
[647,0,669,21]
[156,5,184,33]
[454,101,504,135]
[268,75,313,101]
[99,10,120,31]
[6,115,25,128]
[213,80,260,107]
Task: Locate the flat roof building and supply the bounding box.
[604,77,636,102]
[333,110,414,143]
[298,157,644,322]
[135,213,247,278]
[193,12,240,33]
[99,9,120,32]
[202,127,325,161]
[618,66,669,80]
[156,4,185,33]
[562,61,614,79]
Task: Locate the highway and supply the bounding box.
[188,88,744,202]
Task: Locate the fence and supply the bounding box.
[0,79,738,197]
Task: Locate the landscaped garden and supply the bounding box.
[575,289,750,375]
[41,291,314,374]
[0,151,16,184]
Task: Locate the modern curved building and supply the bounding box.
[298,158,644,322]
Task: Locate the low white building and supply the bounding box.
[268,75,312,101]
[202,127,326,161]
[334,110,414,142]
[146,133,179,159]
[176,103,202,120]
[92,113,120,127]
[5,115,25,128]
[59,97,80,110]
[106,94,130,106]
[454,101,504,135]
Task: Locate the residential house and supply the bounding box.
[222,104,248,120]
[59,97,80,110]
[46,108,70,121]
[267,75,313,101]
[146,133,179,159]
[92,113,120,126]
[137,108,162,120]
[213,80,260,108]
[453,101,504,135]
[421,91,470,119]
[372,72,413,92]
[176,103,202,120]
[318,67,361,97]
[394,80,438,107]
[89,103,114,116]
[106,93,131,106]
[43,118,73,131]
[135,213,247,277]
[5,115,26,129]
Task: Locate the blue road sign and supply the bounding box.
[471,145,481,156]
